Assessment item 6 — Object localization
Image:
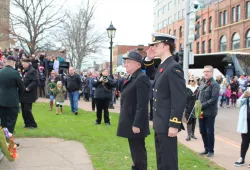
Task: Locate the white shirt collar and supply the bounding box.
[160,55,172,64]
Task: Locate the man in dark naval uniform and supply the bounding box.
[21,58,39,129]
[144,33,187,170]
[0,56,24,133]
[117,51,150,170]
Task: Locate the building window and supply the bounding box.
[178,11,181,19]
[182,9,185,18]
[197,42,200,54]
[174,13,177,21]
[232,33,240,50]
[246,30,250,48]
[203,19,206,35]
[168,17,172,24]
[169,29,172,35]
[202,41,206,53]
[179,26,183,37]
[163,20,167,27]
[223,10,227,25]
[158,8,162,17]
[232,7,236,22]
[237,5,240,22]
[163,5,167,14]
[220,35,227,52]
[168,1,172,10]
[220,12,223,26]
[180,43,182,50]
[247,1,250,19]
[197,21,200,35]
[158,22,163,30]
[209,17,212,33]
[174,30,176,36]
[208,39,212,53]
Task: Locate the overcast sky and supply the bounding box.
[66,0,154,60]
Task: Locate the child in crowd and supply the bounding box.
[225,85,231,108]
[55,81,66,115]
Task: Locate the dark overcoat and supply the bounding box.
[145,56,187,133]
[0,65,24,107]
[21,65,39,103]
[117,69,150,139]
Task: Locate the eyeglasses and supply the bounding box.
[189,80,194,82]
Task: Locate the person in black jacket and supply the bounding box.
[117,51,150,170]
[144,33,186,170]
[21,58,39,129]
[0,56,24,133]
[93,69,116,125]
[185,77,199,141]
[64,67,82,115]
[196,65,220,157]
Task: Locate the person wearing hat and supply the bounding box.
[0,56,24,133]
[144,33,186,170]
[117,51,150,170]
[20,58,39,129]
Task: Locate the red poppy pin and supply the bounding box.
[124,80,128,85]
[207,82,211,86]
[159,68,163,73]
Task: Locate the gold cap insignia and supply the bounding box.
[152,36,156,42]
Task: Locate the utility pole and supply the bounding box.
[183,0,190,82]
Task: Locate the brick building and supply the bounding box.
[112,45,149,68]
[158,0,250,54]
[0,0,10,49]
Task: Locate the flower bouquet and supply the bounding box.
[0,127,18,162]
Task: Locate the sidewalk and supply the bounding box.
[36,98,248,170]
[0,138,94,170]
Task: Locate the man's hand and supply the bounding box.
[99,76,103,82]
[146,47,155,60]
[168,127,178,137]
[194,103,198,108]
[25,88,29,91]
[78,90,82,94]
[132,126,140,134]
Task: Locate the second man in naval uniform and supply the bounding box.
[144,33,187,170]
[117,51,150,170]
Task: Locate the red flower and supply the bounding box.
[207,82,211,86]
[159,68,163,73]
[124,80,128,85]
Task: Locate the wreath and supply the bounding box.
[195,100,203,119]
[0,127,18,162]
[47,82,57,94]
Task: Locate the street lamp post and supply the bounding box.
[106,22,116,76]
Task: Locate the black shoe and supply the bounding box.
[234,157,245,167]
[105,123,111,126]
[248,164,250,168]
[109,106,115,109]
[95,122,100,125]
[15,143,20,147]
[191,135,197,139]
[75,112,78,115]
[186,136,191,141]
[199,151,208,155]
[207,152,214,157]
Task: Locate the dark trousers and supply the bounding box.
[231,94,237,104]
[149,99,153,120]
[91,97,96,111]
[21,103,37,128]
[84,93,89,101]
[39,86,45,97]
[95,98,110,124]
[0,106,19,133]
[199,116,216,153]
[240,119,250,160]
[154,132,178,170]
[128,138,147,170]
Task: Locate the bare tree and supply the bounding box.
[9,0,66,55]
[59,0,105,71]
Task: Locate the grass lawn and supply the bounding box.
[14,103,223,170]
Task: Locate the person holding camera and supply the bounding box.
[93,69,116,125]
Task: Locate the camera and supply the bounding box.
[194,0,199,9]
[103,76,108,82]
